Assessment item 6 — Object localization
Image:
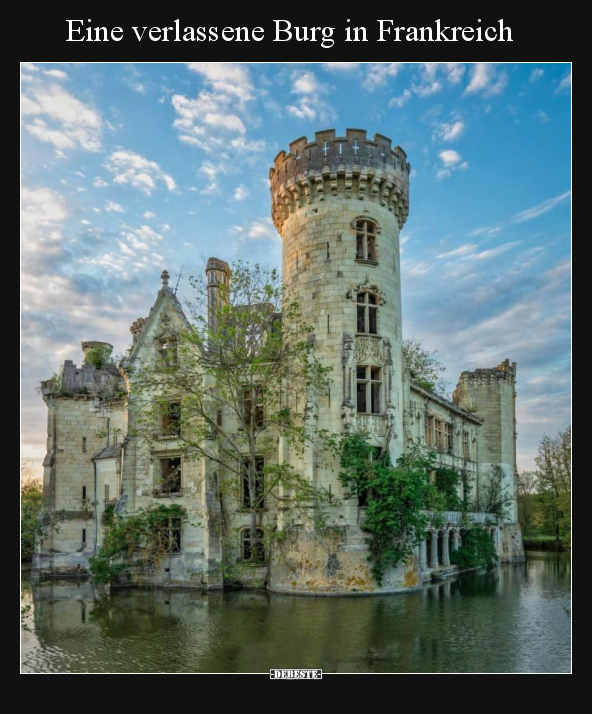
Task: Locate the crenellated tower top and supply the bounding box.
[270,128,410,233]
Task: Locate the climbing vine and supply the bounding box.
[339,438,437,586]
[338,435,472,585]
[89,504,186,584]
[450,526,499,570]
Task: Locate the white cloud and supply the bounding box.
[171,63,264,155]
[388,89,411,108]
[143,211,156,219]
[105,150,176,195]
[105,200,125,213]
[435,150,468,180]
[464,63,508,97]
[286,70,336,124]
[535,110,550,123]
[363,63,402,91]
[239,217,278,241]
[234,185,249,201]
[555,72,571,95]
[513,191,571,223]
[438,149,462,167]
[21,80,102,154]
[530,68,544,83]
[433,117,465,142]
[436,243,478,259]
[323,63,360,72]
[198,161,226,195]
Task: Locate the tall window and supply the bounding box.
[242,456,265,510]
[356,366,382,414]
[445,422,453,454]
[425,415,435,446]
[240,527,266,564]
[355,220,378,262]
[157,337,177,367]
[356,292,378,335]
[243,387,264,427]
[159,457,182,494]
[157,518,182,554]
[435,418,443,449]
[463,431,470,459]
[161,401,181,436]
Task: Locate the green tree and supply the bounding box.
[21,463,63,562]
[21,464,43,562]
[517,470,538,536]
[473,464,514,518]
[402,337,448,396]
[535,426,571,546]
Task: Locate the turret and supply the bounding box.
[205,257,230,337]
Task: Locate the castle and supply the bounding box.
[34,129,524,594]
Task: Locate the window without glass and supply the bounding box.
[240,527,266,564]
[435,418,443,449]
[425,415,435,446]
[159,457,182,494]
[463,431,470,459]
[445,422,453,453]
[243,387,264,427]
[157,337,178,367]
[356,292,378,335]
[355,220,378,262]
[161,401,182,436]
[242,456,265,510]
[158,518,182,554]
[356,365,382,414]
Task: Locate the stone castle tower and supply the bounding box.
[270,129,410,500]
[453,360,519,522]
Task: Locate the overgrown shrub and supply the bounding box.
[450,526,499,569]
[89,504,186,584]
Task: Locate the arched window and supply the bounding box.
[357,291,378,334]
[240,527,266,564]
[356,220,378,262]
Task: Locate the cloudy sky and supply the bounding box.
[21,62,571,475]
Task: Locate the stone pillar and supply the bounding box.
[442,530,450,567]
[419,538,427,572]
[430,531,439,569]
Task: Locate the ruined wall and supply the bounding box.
[34,390,127,577]
[453,360,520,524]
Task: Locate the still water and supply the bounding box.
[21,551,571,673]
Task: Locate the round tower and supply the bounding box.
[270,128,410,501]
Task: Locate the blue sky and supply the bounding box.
[21,62,571,474]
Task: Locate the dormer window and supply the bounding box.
[357,292,378,335]
[356,220,378,263]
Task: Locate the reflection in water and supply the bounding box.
[21,552,571,673]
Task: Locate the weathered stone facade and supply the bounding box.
[34,128,524,592]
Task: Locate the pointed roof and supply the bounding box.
[125,270,190,368]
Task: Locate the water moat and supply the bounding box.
[21,551,570,673]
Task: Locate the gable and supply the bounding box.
[126,288,190,370]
